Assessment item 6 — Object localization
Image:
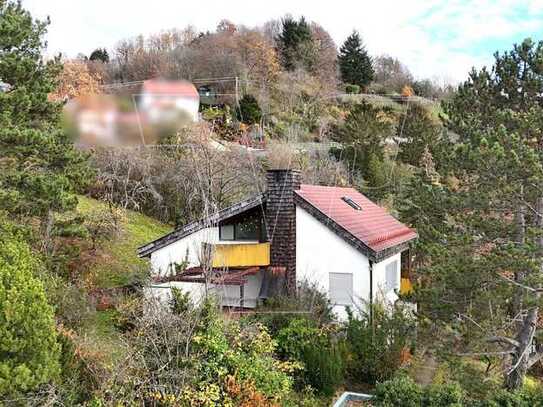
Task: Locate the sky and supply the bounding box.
[23,0,543,84]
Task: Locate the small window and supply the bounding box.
[341,196,362,211]
[329,273,353,306]
[235,216,260,240]
[219,224,234,240]
[385,260,399,291]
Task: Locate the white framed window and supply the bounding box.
[329,273,353,306]
[385,260,399,292]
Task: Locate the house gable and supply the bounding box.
[294,184,417,262]
[137,194,266,257]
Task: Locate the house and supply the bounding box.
[65,79,200,146]
[137,169,417,318]
[140,79,200,123]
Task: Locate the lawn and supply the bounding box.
[77,196,171,288]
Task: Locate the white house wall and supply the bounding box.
[148,226,260,308]
[296,206,401,320]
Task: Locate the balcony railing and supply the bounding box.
[209,242,270,268]
[400,277,413,295]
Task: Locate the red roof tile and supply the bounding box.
[295,184,417,253]
[142,79,199,99]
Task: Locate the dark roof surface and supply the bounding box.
[294,184,417,253]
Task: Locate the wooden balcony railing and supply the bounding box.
[209,242,270,268]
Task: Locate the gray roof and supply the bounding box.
[137,194,266,257]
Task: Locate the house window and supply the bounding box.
[341,196,362,211]
[329,273,353,306]
[235,216,260,240]
[385,260,399,292]
[219,224,234,240]
[219,212,263,241]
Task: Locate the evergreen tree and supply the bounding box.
[0,220,60,396]
[331,101,396,200]
[403,38,543,390]
[0,1,92,250]
[338,31,374,89]
[89,47,109,63]
[236,94,262,125]
[397,103,443,166]
[276,16,317,72]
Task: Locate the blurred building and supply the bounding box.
[65,79,200,146]
[140,79,199,123]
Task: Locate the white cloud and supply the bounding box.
[22,0,541,83]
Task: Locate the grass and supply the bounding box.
[77,196,171,288]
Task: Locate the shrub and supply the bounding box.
[301,341,345,396]
[276,318,323,360]
[246,280,333,336]
[170,287,191,315]
[424,382,465,406]
[374,375,422,407]
[84,205,125,250]
[125,298,296,405]
[345,84,361,94]
[345,303,415,384]
[0,233,60,397]
[468,387,543,407]
[236,94,262,125]
[276,318,344,396]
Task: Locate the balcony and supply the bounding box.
[209,242,270,268]
[400,277,413,295]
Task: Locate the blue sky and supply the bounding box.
[23,0,543,83]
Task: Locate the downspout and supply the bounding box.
[369,259,374,326]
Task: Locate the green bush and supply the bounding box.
[345,303,415,384]
[170,287,191,315]
[301,341,345,396]
[0,232,60,397]
[245,280,333,336]
[374,375,422,407]
[345,84,361,94]
[276,318,344,396]
[424,382,465,406]
[276,318,323,360]
[236,94,262,125]
[374,376,466,407]
[468,387,543,407]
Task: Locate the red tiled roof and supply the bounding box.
[142,79,199,99]
[295,184,417,253]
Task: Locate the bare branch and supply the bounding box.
[487,336,520,348]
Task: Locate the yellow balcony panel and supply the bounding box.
[400,277,413,295]
[211,242,270,268]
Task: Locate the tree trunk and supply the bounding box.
[506,307,537,390]
[506,195,542,390]
[512,197,526,318]
[41,209,54,255]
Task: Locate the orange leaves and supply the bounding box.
[50,60,102,101]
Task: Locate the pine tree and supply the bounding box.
[276,16,317,72]
[403,38,543,391]
[0,1,92,250]
[331,101,396,200]
[89,47,109,63]
[338,31,374,89]
[397,103,443,166]
[0,220,60,396]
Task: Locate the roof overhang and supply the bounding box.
[293,194,416,262]
[137,194,266,258]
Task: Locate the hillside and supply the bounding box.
[76,196,170,289]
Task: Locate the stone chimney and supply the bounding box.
[264,169,301,295]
